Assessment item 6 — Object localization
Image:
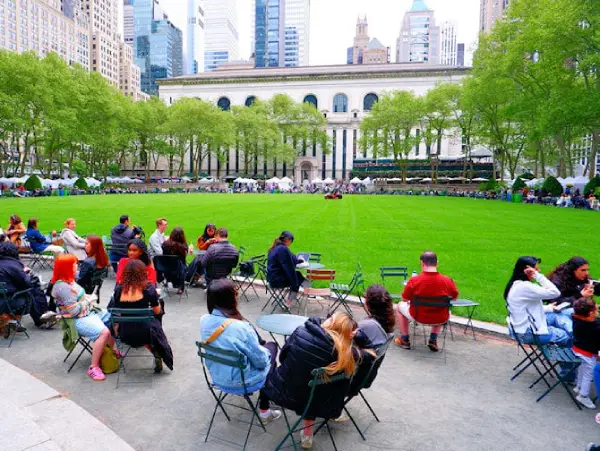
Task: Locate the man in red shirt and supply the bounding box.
[395,251,459,352]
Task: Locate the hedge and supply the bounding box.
[584,175,600,195]
[24,175,42,191]
[542,176,563,196]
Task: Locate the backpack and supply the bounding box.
[239,261,255,277]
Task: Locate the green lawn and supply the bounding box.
[2,193,597,324]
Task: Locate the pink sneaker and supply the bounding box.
[87,366,106,382]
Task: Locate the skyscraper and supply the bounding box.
[204,0,239,71]
[457,43,465,67]
[439,21,458,66]
[480,0,510,33]
[252,0,309,68]
[283,0,309,66]
[396,0,440,64]
[126,0,184,95]
[347,16,389,65]
[186,0,205,74]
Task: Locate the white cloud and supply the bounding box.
[163,0,479,67]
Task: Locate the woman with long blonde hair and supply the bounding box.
[261,312,358,449]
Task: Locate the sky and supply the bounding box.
[164,0,480,66]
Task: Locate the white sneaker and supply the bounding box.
[259,409,281,423]
[40,311,57,323]
[576,394,596,409]
[300,431,313,449]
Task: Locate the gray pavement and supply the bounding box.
[1,272,598,451]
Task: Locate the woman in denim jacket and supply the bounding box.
[200,279,281,422]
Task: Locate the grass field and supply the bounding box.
[1,193,597,324]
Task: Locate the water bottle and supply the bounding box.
[412,271,418,278]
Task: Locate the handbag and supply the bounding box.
[100,345,119,374]
[239,261,255,277]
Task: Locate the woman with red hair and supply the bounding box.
[77,235,109,294]
[51,254,117,382]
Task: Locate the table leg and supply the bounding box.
[463,306,477,340]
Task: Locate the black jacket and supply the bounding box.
[550,273,600,307]
[0,247,32,296]
[267,244,300,291]
[261,317,353,419]
[77,257,96,294]
[110,224,135,257]
[573,316,600,355]
[201,241,239,280]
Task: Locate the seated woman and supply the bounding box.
[60,218,87,260]
[116,239,157,286]
[548,257,600,334]
[51,254,118,382]
[261,312,358,449]
[25,218,64,256]
[6,215,26,246]
[113,260,173,373]
[196,223,217,251]
[505,256,571,345]
[161,227,189,293]
[200,279,280,422]
[351,285,395,395]
[266,231,308,304]
[0,241,55,333]
[77,235,109,294]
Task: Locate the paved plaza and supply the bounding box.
[1,272,598,451]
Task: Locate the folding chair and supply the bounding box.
[154,255,188,301]
[0,283,33,348]
[505,303,551,384]
[322,335,394,441]
[330,263,365,316]
[195,341,267,450]
[88,267,109,305]
[254,260,290,313]
[379,266,408,301]
[105,244,127,275]
[527,315,581,409]
[61,317,93,372]
[19,238,46,271]
[231,254,262,302]
[409,296,453,362]
[275,368,352,451]
[298,269,336,316]
[109,307,155,388]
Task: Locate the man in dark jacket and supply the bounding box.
[109,215,139,271]
[0,241,53,329]
[201,228,239,286]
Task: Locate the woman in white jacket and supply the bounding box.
[61,218,87,260]
[505,256,571,346]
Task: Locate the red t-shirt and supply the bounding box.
[116,258,157,286]
[402,271,459,325]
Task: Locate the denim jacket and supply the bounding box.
[199,309,270,394]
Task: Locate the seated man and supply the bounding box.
[109,215,139,271]
[395,251,459,352]
[148,218,167,260]
[201,228,239,287]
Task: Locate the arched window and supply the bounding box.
[333,93,348,113]
[217,97,231,111]
[363,93,379,111]
[303,94,318,109]
[245,96,256,107]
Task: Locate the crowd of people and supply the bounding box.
[1,209,600,447]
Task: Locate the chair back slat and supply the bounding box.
[412,295,453,308]
[109,307,154,324]
[307,269,336,282]
[196,341,246,369]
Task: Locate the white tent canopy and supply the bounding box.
[279,176,293,184]
[421,178,432,182]
[362,177,373,185]
[471,177,489,182]
[349,177,362,184]
[265,177,281,184]
[311,178,324,184]
[323,177,335,184]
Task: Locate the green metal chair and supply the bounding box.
[232,253,264,302]
[0,282,33,347]
[195,341,267,450]
[410,295,453,362]
[275,368,352,451]
[330,263,364,316]
[109,307,155,388]
[379,266,409,301]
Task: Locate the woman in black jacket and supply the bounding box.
[260,312,358,449]
[161,227,189,293]
[0,241,54,332]
[266,231,307,303]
